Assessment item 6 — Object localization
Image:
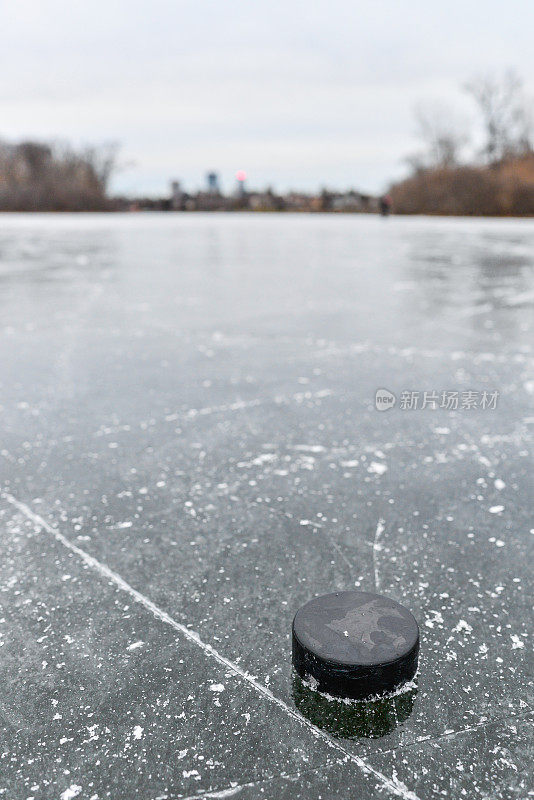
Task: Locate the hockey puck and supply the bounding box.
[292,591,419,700]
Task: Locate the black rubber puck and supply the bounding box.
[292,591,419,700]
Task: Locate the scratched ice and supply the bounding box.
[0,214,532,799]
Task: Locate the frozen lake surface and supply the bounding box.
[0,213,532,799]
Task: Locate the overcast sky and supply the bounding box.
[1,0,533,195]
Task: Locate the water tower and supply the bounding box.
[235,170,247,196]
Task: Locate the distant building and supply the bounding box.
[248,188,285,211]
[331,191,364,212]
[170,180,183,210]
[206,172,220,194]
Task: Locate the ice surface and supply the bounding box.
[0,213,532,799]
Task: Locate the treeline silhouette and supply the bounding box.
[390,70,534,216]
[390,156,534,216]
[0,140,117,211]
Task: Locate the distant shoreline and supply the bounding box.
[1,208,533,218]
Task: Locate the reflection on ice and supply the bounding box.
[293,674,418,740]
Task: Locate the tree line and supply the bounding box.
[391,70,534,216]
[0,140,118,211]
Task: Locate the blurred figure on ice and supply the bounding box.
[379,194,392,216]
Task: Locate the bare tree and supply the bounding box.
[0,137,121,210]
[84,141,120,192]
[409,102,469,171]
[465,69,533,162]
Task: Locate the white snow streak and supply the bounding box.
[372,518,386,591]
